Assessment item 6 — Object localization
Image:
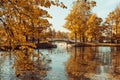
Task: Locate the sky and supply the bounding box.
[47,0,120,32]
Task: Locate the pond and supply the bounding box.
[0,42,120,80]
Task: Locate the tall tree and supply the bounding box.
[104,5,120,43]
[64,0,96,42]
[86,14,102,42]
[113,6,120,35]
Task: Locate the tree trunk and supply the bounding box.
[37,38,40,60]
[75,32,77,44]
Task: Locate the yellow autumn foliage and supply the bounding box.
[0,0,66,77]
[64,0,97,42]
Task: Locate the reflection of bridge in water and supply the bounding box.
[48,39,75,44]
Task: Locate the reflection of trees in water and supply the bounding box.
[12,50,51,80]
[66,47,120,79]
[0,48,52,80]
[66,47,97,80]
[113,47,120,78]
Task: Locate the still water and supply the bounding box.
[0,42,120,80]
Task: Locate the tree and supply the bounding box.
[0,0,66,77]
[64,0,96,43]
[86,14,102,42]
[112,6,120,35]
[111,6,120,43]
[104,5,120,43]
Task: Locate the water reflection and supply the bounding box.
[0,52,16,80]
[43,42,70,80]
[0,42,120,80]
[66,47,97,80]
[66,46,120,80]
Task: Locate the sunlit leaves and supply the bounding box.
[0,0,66,78]
[104,6,120,39]
[0,0,67,46]
[64,0,96,42]
[86,14,103,42]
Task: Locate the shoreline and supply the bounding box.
[72,43,120,47]
[0,42,57,51]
